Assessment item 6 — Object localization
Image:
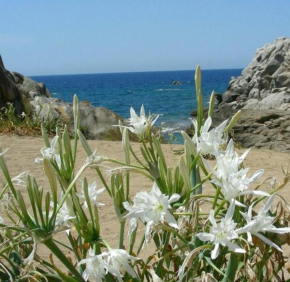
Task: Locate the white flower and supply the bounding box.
[209,139,267,205]
[239,194,290,252]
[52,195,75,227]
[77,181,105,209]
[197,200,246,259]
[21,112,26,118]
[127,105,159,138]
[78,248,107,281]
[104,249,139,282]
[11,171,28,186]
[192,117,227,155]
[84,151,107,168]
[124,182,180,243]
[35,136,59,163]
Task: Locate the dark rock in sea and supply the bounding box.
[0,55,123,140]
[172,80,182,85]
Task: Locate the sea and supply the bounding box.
[31,69,242,142]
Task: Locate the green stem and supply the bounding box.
[94,167,112,197]
[119,222,125,249]
[156,232,171,276]
[214,199,226,216]
[137,234,145,256]
[212,186,221,209]
[44,239,85,282]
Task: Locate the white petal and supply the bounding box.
[239,190,270,197]
[254,232,283,252]
[168,193,180,204]
[226,241,246,253]
[268,227,290,234]
[209,210,217,227]
[249,169,264,182]
[239,148,251,163]
[140,105,145,117]
[260,194,275,214]
[225,200,235,223]
[196,233,215,242]
[211,243,220,260]
[203,117,212,132]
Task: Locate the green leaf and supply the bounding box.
[222,252,239,282]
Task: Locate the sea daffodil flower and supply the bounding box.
[208,140,267,205]
[77,181,105,209]
[127,105,159,138]
[197,200,246,259]
[124,182,180,243]
[192,117,227,155]
[78,248,107,281]
[239,194,290,252]
[51,195,75,228]
[35,136,59,163]
[104,249,139,282]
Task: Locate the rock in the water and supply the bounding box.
[221,37,290,110]
[172,80,182,85]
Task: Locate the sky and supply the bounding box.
[1,0,290,76]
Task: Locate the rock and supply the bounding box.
[0,55,124,140]
[30,96,123,140]
[172,81,182,85]
[190,108,290,152]
[0,55,24,114]
[17,76,51,99]
[220,37,290,110]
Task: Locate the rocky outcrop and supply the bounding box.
[204,38,290,152]
[30,96,122,139]
[221,37,290,110]
[0,56,24,114]
[0,55,123,140]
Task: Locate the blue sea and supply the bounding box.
[31,69,242,140]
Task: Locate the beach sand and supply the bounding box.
[1,135,290,270]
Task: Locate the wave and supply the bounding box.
[155,89,183,92]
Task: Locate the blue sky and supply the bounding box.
[1,1,289,76]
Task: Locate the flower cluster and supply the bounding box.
[127,105,159,138]
[123,182,180,243]
[78,248,139,281]
[209,139,268,206]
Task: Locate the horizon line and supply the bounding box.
[29,67,244,77]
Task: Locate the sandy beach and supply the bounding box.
[1,135,290,267]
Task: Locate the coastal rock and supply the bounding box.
[0,55,123,140]
[172,80,182,85]
[190,108,290,152]
[0,55,24,113]
[30,96,122,139]
[221,37,290,110]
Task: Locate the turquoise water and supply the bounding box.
[32,69,242,139]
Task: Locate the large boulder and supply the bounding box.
[0,55,24,113]
[30,97,123,139]
[221,37,290,110]
[0,55,124,139]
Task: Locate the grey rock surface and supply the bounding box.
[190,108,290,152]
[30,97,122,139]
[221,37,290,110]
